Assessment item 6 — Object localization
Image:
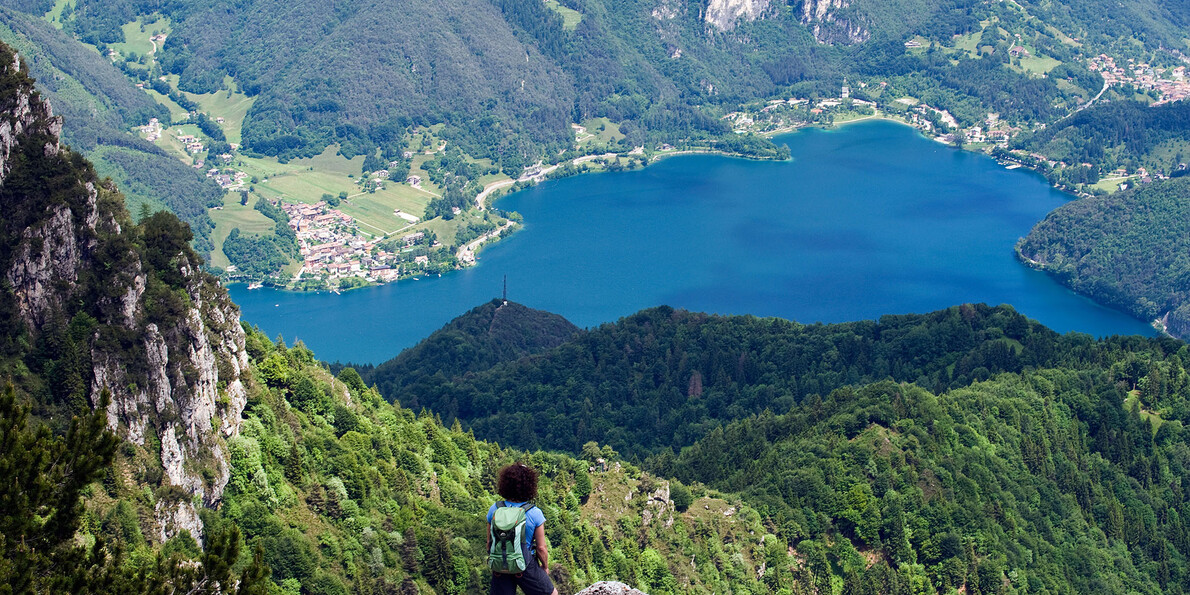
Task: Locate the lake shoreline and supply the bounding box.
[270,115,1073,296]
[233,121,1157,364]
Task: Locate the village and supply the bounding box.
[723,48,1190,195]
[280,200,443,286]
[1088,54,1190,105]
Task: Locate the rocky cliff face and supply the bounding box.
[703,0,772,31]
[0,45,247,544]
[799,0,869,44]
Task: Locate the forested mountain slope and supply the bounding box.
[659,372,1190,594]
[1013,100,1190,178]
[0,8,223,254]
[368,297,1190,593]
[45,0,1178,165]
[1018,176,1190,338]
[371,302,1164,456]
[359,299,579,394]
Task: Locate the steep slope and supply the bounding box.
[0,8,224,255]
[0,42,247,542]
[662,373,1187,593]
[51,0,1150,163]
[361,298,579,398]
[1017,176,1190,338]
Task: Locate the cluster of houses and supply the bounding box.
[281,201,435,284]
[1088,54,1190,105]
[206,167,249,190]
[723,94,878,134]
[176,133,204,154]
[139,118,163,142]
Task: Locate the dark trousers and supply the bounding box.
[490,550,555,595]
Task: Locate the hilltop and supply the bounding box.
[359,298,580,396]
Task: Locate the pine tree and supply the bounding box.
[237,543,271,595]
[285,441,304,484]
[423,531,453,593]
[401,528,419,574]
[0,384,118,592]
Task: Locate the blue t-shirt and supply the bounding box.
[487,501,545,553]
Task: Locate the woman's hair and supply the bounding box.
[496,463,540,502]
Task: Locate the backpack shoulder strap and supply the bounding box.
[496,501,507,509]
[519,502,535,511]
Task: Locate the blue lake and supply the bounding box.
[230,120,1155,364]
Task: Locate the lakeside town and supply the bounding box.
[125,37,1190,292]
[280,201,446,287]
[1089,54,1190,105]
[724,49,1190,196]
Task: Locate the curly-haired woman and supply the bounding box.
[487,463,559,595]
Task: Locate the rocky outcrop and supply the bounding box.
[576,582,649,595]
[799,0,870,44]
[0,51,61,187]
[703,0,771,31]
[0,44,248,545]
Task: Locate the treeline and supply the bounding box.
[1018,176,1190,336]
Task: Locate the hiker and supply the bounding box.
[487,463,559,595]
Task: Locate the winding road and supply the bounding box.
[475,152,620,210]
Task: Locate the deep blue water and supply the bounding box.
[230,120,1155,364]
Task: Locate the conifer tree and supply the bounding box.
[0,384,118,592]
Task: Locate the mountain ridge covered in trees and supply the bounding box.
[361,298,1190,593]
[38,0,1186,167]
[1018,176,1190,338]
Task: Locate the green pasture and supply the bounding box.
[544,0,582,30]
[43,0,73,29]
[182,89,255,144]
[209,193,277,269]
[1017,54,1061,74]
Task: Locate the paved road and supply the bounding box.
[456,220,516,264]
